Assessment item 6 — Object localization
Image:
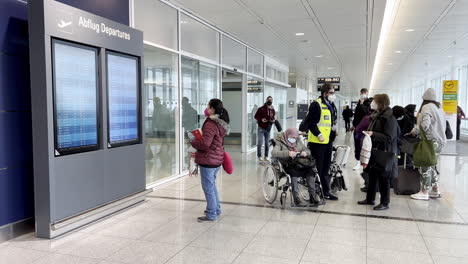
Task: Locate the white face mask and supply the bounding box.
[370,101,378,110]
[360,94,368,99]
[327,94,336,102]
[288,138,296,144]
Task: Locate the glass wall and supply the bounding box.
[181,56,220,170]
[247,77,263,150]
[181,14,220,63]
[264,83,288,137]
[135,0,178,50]
[248,49,264,76]
[143,46,179,184]
[222,36,246,70]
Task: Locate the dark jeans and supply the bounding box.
[457,119,461,140]
[284,167,316,196]
[366,167,390,206]
[353,132,361,161]
[309,142,332,195]
[345,120,351,131]
[257,127,270,157]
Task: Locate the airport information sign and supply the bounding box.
[107,52,139,146]
[52,40,99,155]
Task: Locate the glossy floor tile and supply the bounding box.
[3,131,468,264]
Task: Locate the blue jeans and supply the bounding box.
[200,166,221,220]
[257,127,270,158]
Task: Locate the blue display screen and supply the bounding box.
[53,41,99,154]
[107,52,139,145]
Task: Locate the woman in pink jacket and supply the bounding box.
[191,99,230,222]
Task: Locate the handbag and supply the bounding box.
[370,148,394,173]
[274,120,283,132]
[222,151,234,174]
[413,125,437,167]
[445,120,453,140]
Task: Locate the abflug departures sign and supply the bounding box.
[44,0,141,55]
[29,0,145,239]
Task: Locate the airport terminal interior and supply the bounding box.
[2,0,468,263]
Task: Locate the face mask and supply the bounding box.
[288,138,296,144]
[266,101,273,106]
[327,94,336,102]
[204,108,210,117]
[360,94,368,99]
[370,101,378,110]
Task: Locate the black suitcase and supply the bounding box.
[393,153,420,195]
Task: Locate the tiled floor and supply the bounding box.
[2,133,468,263]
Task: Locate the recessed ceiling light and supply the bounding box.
[180,20,188,24]
[295,32,305,36]
[388,63,393,65]
[315,55,323,58]
[328,67,334,70]
[395,50,402,53]
[405,29,415,32]
[448,55,453,58]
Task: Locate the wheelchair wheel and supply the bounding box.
[262,165,278,204]
[280,191,287,209]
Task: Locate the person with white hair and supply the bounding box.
[409,88,447,201]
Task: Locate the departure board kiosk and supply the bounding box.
[29,0,147,238]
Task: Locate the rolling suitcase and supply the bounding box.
[393,153,420,195]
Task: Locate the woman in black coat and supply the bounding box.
[358,94,398,210]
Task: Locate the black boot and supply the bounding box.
[292,193,305,207]
[309,193,320,206]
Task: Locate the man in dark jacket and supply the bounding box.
[302,84,338,200]
[352,88,371,171]
[342,105,353,132]
[254,96,276,161]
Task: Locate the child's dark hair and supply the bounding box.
[209,98,230,123]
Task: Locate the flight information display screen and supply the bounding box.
[52,40,99,155]
[107,52,140,147]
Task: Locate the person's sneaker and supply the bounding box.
[324,194,338,200]
[353,161,362,171]
[197,216,216,222]
[429,190,442,198]
[204,210,222,216]
[264,157,270,162]
[360,187,368,193]
[258,157,264,162]
[410,191,429,201]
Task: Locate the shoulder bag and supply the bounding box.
[413,125,437,167]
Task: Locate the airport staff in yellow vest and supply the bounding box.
[302,83,338,200]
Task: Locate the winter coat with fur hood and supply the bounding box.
[191,115,230,167]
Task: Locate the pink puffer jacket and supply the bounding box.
[191,115,230,167]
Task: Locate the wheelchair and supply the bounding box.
[262,140,326,209]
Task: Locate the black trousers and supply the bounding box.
[457,119,461,140]
[284,167,316,196]
[345,120,351,131]
[353,132,361,161]
[366,167,390,206]
[309,142,332,195]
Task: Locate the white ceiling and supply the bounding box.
[169,0,386,96]
[372,0,468,94]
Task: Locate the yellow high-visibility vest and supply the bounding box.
[308,98,332,144]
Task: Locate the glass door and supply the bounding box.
[181,56,220,171]
[246,76,264,152]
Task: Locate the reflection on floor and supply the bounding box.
[2,132,468,263]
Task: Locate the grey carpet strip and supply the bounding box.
[148,195,468,226]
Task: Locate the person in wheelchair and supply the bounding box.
[271,128,319,206]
